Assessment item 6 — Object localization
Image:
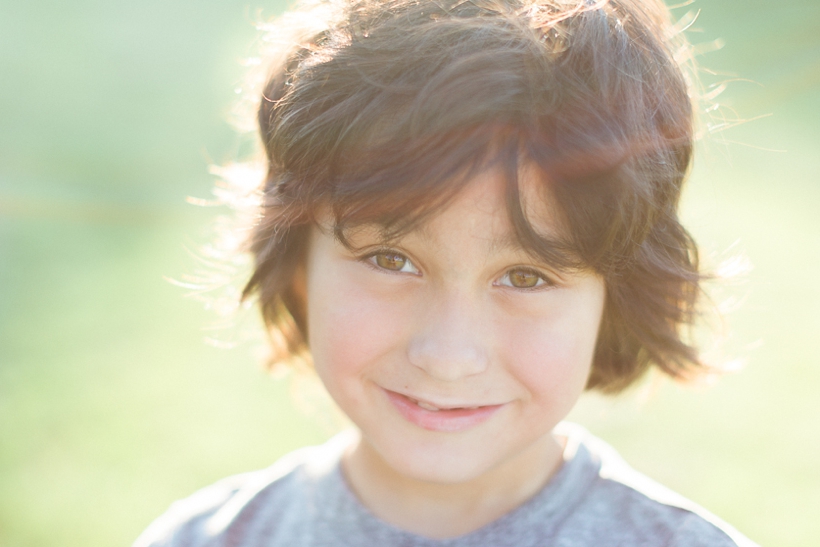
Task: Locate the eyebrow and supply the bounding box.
[366,221,585,272]
[489,232,585,271]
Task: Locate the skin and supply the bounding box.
[303,166,606,539]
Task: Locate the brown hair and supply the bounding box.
[241,0,704,393]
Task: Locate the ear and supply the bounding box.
[282,233,311,342]
[291,260,308,312]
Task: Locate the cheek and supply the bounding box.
[498,296,602,405]
[307,266,412,383]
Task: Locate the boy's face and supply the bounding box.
[304,166,605,486]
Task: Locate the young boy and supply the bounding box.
[136,0,757,544]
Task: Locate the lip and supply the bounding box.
[384,390,505,433]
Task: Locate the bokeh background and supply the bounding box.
[1,0,818,545]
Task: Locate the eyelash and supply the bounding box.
[361,249,421,275]
[362,249,554,290]
[495,267,554,291]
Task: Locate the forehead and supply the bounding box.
[332,160,582,268]
[413,164,563,246]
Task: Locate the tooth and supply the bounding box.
[417,401,440,412]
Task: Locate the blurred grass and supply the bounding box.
[1,0,818,546]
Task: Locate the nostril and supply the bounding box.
[406,335,490,381]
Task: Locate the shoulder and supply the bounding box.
[554,423,758,547]
[132,432,353,547]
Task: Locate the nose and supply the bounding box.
[406,290,490,381]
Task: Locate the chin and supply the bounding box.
[371,433,508,485]
[394,455,490,484]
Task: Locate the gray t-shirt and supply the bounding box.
[134,423,757,547]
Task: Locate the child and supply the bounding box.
[136,0,757,545]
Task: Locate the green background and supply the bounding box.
[1,1,818,545]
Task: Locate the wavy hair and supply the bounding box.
[240,0,704,393]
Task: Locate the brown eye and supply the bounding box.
[366,250,419,274]
[509,269,539,288]
[375,253,407,271]
[505,268,545,289]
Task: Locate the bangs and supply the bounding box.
[260,0,690,277]
[324,123,588,272]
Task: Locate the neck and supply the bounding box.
[341,431,565,539]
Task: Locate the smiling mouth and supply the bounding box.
[406,397,480,412]
[384,390,504,432]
